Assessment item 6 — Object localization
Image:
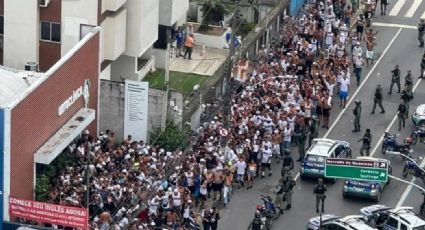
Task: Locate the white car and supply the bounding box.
[361,205,425,230]
[412,104,425,126]
[320,215,377,230]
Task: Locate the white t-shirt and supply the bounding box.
[236,160,247,175]
[340,78,350,92]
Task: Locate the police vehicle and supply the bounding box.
[300,138,351,182]
[305,214,341,230]
[412,104,425,126]
[343,157,392,202]
[361,205,425,230]
[317,215,378,230]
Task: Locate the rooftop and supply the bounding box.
[0,66,43,107]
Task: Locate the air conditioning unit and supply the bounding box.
[25,62,38,72]
[39,0,51,7]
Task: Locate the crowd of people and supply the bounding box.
[35,0,377,229]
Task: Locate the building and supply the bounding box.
[0,27,100,225]
[0,0,188,82]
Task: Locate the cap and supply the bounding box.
[354,100,361,104]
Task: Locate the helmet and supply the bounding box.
[255,210,261,218]
[395,65,399,69]
[256,205,264,211]
[404,137,413,145]
[354,100,361,104]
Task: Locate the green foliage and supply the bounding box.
[239,22,257,37]
[149,121,188,152]
[200,0,234,31]
[35,175,50,201]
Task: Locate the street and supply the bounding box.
[219,1,425,229]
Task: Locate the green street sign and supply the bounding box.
[325,158,388,182]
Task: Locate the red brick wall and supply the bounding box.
[10,33,99,200]
[39,0,61,71]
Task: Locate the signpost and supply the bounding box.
[325,158,388,182]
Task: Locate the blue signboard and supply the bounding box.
[0,108,4,230]
[290,0,306,16]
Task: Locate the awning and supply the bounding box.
[35,108,95,165]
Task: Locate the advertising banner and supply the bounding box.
[9,197,87,229]
[124,80,149,142]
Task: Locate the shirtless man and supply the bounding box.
[364,33,377,66]
[272,129,283,162]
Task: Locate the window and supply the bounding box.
[386,217,399,228]
[40,21,61,42]
[0,16,3,35]
[401,223,408,230]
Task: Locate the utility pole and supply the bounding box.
[221,1,241,157]
[161,29,172,132]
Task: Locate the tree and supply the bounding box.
[200,0,234,31]
[149,121,188,151]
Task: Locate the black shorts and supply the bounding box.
[212,183,223,192]
[322,108,330,117]
[316,106,322,116]
[261,163,271,170]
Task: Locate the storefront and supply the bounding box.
[0,27,100,228]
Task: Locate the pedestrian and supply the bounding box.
[223,169,233,206]
[352,100,362,132]
[283,172,296,210]
[358,128,372,156]
[250,211,262,230]
[308,115,319,147]
[297,124,307,161]
[380,0,388,15]
[420,51,425,78]
[356,16,365,38]
[388,65,401,94]
[175,27,184,57]
[418,19,425,47]
[397,101,407,131]
[339,74,350,108]
[275,178,285,214]
[401,86,413,117]
[210,207,220,230]
[371,84,385,114]
[313,178,327,213]
[405,70,414,88]
[272,129,282,162]
[364,33,377,66]
[281,149,294,174]
[202,208,212,230]
[235,157,246,188]
[321,93,332,129]
[353,53,364,86]
[260,146,272,178]
[247,160,257,189]
[183,34,194,60]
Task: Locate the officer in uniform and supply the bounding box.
[418,19,425,47]
[405,70,414,88]
[281,149,294,177]
[397,101,407,131]
[313,178,327,213]
[308,115,319,148]
[283,172,296,210]
[420,51,425,78]
[250,211,263,230]
[358,128,372,156]
[297,124,307,161]
[389,65,401,94]
[371,84,385,114]
[352,100,362,132]
[401,86,413,117]
[275,178,285,214]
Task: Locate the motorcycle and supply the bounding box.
[259,194,281,220]
[402,158,425,184]
[382,132,413,158]
[411,125,425,145]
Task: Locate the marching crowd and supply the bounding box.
[37,0,379,229]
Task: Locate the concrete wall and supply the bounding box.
[159,0,189,26]
[4,0,39,69]
[61,0,98,56]
[110,54,137,81]
[124,0,159,58]
[100,8,127,61]
[99,80,183,141]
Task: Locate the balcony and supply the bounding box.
[102,0,126,13]
[159,0,189,26]
[101,8,127,61]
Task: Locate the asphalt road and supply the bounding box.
[218,2,425,229]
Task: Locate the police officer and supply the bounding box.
[352,100,362,132]
[358,129,372,156]
[418,19,425,47]
[308,115,319,148]
[371,84,385,114]
[405,70,414,88]
[380,0,389,15]
[401,86,413,117]
[397,101,407,131]
[420,52,425,78]
[297,124,307,162]
[313,178,327,213]
[389,65,401,94]
[283,172,296,210]
[275,179,285,214]
[250,211,262,230]
[281,149,294,177]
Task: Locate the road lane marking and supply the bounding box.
[293,28,403,181]
[372,22,417,30]
[405,0,421,17]
[389,0,406,16]
[396,158,425,207]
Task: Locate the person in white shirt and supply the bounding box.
[339,74,350,108]
[260,146,273,178]
[353,53,364,86]
[235,158,247,188]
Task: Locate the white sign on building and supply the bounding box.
[124,80,149,142]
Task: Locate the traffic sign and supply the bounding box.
[325,158,388,182]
